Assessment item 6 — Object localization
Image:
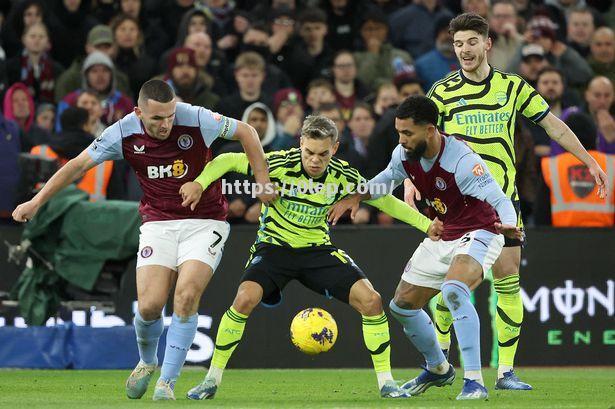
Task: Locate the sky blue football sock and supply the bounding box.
[134,310,163,366]
[159,313,198,381]
[389,300,447,371]
[441,280,481,373]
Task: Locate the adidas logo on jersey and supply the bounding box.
[457,98,468,106]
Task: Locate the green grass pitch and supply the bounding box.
[1,368,613,408]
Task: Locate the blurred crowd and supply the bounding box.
[0,0,613,226]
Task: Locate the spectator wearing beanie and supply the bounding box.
[55,25,132,102]
[56,51,134,131]
[158,47,219,108]
[273,88,304,151]
[3,82,35,134]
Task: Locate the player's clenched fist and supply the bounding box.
[427,217,443,241]
[12,200,39,223]
[179,182,203,211]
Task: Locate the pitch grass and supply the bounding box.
[0,368,613,408]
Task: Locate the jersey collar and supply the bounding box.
[459,64,494,86]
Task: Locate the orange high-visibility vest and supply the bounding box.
[541,151,615,227]
[30,145,114,202]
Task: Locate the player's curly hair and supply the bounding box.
[449,13,489,37]
[395,95,439,126]
[301,115,339,142]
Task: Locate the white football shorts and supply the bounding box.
[401,229,505,290]
[136,219,230,272]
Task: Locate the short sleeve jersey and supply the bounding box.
[86,102,237,222]
[427,67,550,199]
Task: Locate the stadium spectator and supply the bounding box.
[518,44,549,87]
[321,0,362,52]
[1,0,49,58]
[331,50,370,120]
[145,0,195,55]
[529,67,577,157]
[462,0,490,18]
[267,6,314,92]
[354,8,413,92]
[372,82,400,120]
[550,76,615,156]
[389,0,453,58]
[3,83,35,134]
[305,78,336,114]
[54,25,132,102]
[414,15,459,90]
[536,112,614,227]
[239,24,292,96]
[509,15,593,88]
[588,27,615,85]
[20,102,55,153]
[347,102,375,159]
[119,0,169,57]
[488,0,524,70]
[6,22,63,104]
[393,72,425,99]
[217,102,278,224]
[566,6,595,58]
[183,32,233,96]
[56,51,134,131]
[316,102,366,176]
[110,14,156,98]
[273,88,304,150]
[174,8,211,48]
[34,103,55,133]
[160,47,219,109]
[298,8,334,81]
[76,90,105,139]
[215,51,273,121]
[48,0,99,68]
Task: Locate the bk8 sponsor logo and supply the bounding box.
[147,159,189,179]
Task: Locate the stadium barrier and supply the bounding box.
[0,224,613,368]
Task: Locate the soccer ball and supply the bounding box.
[290,308,338,355]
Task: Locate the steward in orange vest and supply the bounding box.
[29,107,113,202]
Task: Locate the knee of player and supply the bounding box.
[390,294,423,311]
[356,290,383,316]
[232,289,261,315]
[138,302,165,321]
[174,289,200,312]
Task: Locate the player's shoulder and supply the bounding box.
[267,148,301,167]
[174,101,232,127]
[492,68,526,87]
[329,156,362,180]
[427,70,462,97]
[104,111,141,140]
[440,134,475,172]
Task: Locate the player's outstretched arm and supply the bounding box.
[365,195,432,232]
[181,153,249,210]
[233,121,277,204]
[12,150,97,222]
[539,112,608,198]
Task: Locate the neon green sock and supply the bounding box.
[210,307,248,370]
[494,274,523,369]
[362,312,392,375]
[433,293,453,349]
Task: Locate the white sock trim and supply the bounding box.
[498,365,513,379]
[465,370,483,386]
[206,366,224,385]
[376,371,393,389]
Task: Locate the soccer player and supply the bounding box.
[12,79,275,400]
[408,13,608,390]
[329,95,523,400]
[178,115,442,400]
